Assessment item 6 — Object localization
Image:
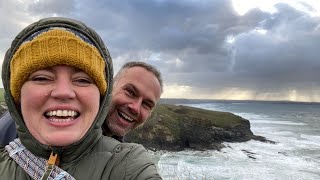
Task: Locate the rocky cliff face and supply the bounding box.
[125,104,270,151]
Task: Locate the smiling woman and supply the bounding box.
[20,65,100,146]
[0,17,161,180]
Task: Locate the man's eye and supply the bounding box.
[143,102,153,111]
[125,89,135,96]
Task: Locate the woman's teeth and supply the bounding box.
[46,110,78,117]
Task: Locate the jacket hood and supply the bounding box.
[2,17,113,162]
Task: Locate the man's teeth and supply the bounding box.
[46,110,78,117]
[119,112,134,122]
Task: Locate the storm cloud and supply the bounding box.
[1,0,320,102]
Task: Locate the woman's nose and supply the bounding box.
[50,78,76,100]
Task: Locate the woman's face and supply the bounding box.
[20,65,100,146]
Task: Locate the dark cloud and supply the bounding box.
[1,0,320,101]
[27,0,76,16]
[230,3,320,90]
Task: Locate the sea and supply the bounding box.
[155,101,320,180]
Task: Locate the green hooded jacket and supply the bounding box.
[0,17,162,179]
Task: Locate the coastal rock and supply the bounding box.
[125,104,271,151]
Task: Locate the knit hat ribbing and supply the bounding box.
[10,28,107,102]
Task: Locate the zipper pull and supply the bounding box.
[48,151,60,166]
[41,152,60,180]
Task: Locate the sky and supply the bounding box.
[1,0,320,102]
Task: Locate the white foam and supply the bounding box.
[300,134,320,142]
[251,120,306,125]
[158,102,320,179]
[158,141,320,179]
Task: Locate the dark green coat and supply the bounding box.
[0,17,161,179]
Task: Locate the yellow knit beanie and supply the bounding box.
[10,27,107,102]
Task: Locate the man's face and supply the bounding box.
[106,66,161,136]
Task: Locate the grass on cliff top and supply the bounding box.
[152,104,245,129]
[0,88,4,102]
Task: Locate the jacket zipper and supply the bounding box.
[41,151,60,180]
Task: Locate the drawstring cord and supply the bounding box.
[5,138,75,180]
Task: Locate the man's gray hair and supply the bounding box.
[114,61,163,93]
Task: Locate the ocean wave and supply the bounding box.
[251,120,306,125]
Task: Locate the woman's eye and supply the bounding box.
[31,76,51,82]
[74,77,92,85]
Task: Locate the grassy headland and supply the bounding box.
[126,104,270,151]
[0,88,4,102]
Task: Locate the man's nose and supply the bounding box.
[127,98,142,115]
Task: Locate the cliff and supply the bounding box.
[125,104,271,151]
